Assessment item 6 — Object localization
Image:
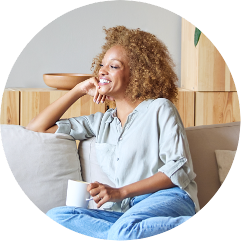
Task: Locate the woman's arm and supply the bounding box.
[26,77,103,133]
[120,172,175,198]
[87,172,175,208]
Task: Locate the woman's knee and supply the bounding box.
[46,206,85,224]
[107,217,141,240]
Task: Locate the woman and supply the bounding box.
[26,26,199,240]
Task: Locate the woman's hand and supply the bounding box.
[87,181,125,208]
[77,77,114,104]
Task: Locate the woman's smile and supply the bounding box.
[98,78,112,86]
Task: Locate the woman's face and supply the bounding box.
[98,45,130,99]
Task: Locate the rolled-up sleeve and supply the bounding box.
[55,112,104,141]
[158,102,196,189]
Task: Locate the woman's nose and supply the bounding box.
[99,65,108,76]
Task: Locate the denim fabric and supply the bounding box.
[46,187,195,240]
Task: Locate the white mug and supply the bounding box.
[66,180,92,208]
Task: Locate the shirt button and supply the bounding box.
[119,137,123,141]
[117,158,119,161]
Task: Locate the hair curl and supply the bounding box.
[91,26,178,103]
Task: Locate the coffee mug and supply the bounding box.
[66,180,93,208]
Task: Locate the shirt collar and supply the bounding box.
[111,109,117,118]
[105,99,154,123]
[133,99,154,113]
[105,109,116,123]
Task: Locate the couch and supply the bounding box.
[0,121,239,213]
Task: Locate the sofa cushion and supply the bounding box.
[215,150,236,184]
[1,124,82,213]
[185,122,240,209]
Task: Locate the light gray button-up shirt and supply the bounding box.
[56,98,200,212]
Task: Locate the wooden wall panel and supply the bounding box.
[20,88,105,127]
[79,95,105,116]
[174,89,195,127]
[195,92,240,126]
[2,88,239,129]
[181,18,199,91]
[105,100,116,110]
[181,18,236,91]
[20,90,50,127]
[49,91,82,119]
[0,89,20,125]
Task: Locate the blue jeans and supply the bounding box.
[46,187,195,240]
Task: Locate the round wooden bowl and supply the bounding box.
[43,73,93,90]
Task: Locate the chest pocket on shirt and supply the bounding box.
[95,143,116,182]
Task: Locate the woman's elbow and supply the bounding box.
[26,119,36,131]
[26,119,45,133]
[25,124,32,131]
[44,125,58,133]
[25,123,43,132]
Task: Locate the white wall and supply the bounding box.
[5,1,182,88]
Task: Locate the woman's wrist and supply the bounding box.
[73,82,88,96]
[119,186,129,200]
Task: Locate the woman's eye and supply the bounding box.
[99,64,118,69]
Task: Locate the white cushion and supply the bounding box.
[215,150,236,184]
[1,125,82,213]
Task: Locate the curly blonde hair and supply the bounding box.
[91,26,178,103]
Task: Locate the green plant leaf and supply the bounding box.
[194,27,201,47]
